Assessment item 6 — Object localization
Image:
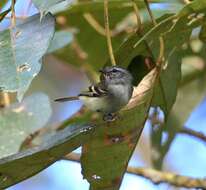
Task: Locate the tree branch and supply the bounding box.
[64,153,206,189]
[127,167,206,189]
[180,127,206,144]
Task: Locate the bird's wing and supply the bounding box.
[79,83,108,97]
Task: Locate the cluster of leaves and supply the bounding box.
[0,0,206,190]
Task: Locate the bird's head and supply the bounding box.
[99,66,133,85]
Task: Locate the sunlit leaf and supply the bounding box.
[0,13,55,101]
[0,93,52,159]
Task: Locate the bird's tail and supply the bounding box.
[54,96,79,102]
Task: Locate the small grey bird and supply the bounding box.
[55,66,133,121]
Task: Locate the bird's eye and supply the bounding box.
[112,69,118,73]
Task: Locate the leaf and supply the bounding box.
[0,93,52,159]
[0,8,11,22]
[32,0,68,16]
[0,124,95,189]
[152,49,182,117]
[81,69,158,190]
[156,72,206,167]
[151,48,206,168]
[47,31,73,53]
[0,13,55,101]
[116,0,206,117]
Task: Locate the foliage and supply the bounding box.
[0,0,206,190]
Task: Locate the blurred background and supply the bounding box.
[1,0,206,190]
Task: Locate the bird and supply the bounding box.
[55,66,134,121]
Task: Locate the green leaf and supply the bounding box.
[0,93,52,159]
[0,124,95,189]
[151,49,206,168]
[47,31,73,53]
[152,50,181,117]
[0,8,11,22]
[0,13,55,101]
[115,0,206,117]
[81,69,157,190]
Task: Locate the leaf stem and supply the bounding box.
[104,0,116,66]
[11,0,16,27]
[131,0,142,32]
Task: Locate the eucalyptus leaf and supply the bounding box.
[0,13,55,101]
[47,31,73,54]
[32,0,72,16]
[115,0,206,117]
[0,93,52,159]
[0,124,95,189]
[0,8,11,22]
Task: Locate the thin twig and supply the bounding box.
[104,0,116,66]
[127,167,206,189]
[131,0,154,59]
[131,0,142,32]
[83,13,127,37]
[83,13,106,36]
[180,127,206,144]
[144,0,164,67]
[64,153,206,189]
[11,0,16,27]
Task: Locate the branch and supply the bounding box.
[180,127,206,144]
[83,13,106,36]
[104,0,116,66]
[64,153,206,189]
[127,167,206,189]
[131,0,142,32]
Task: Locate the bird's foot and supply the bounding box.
[103,113,117,122]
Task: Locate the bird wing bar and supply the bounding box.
[79,84,108,97]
